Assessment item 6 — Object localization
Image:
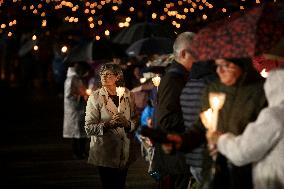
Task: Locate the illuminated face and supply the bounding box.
[100,71,118,87]
[215,59,243,86]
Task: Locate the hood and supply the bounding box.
[231,58,264,86]
[66,67,77,77]
[264,68,284,107]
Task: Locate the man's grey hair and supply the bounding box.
[173,32,195,58]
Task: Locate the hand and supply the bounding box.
[116,113,130,129]
[161,143,174,155]
[206,130,222,145]
[167,134,183,150]
[208,143,218,158]
[105,114,122,128]
[147,118,153,128]
[206,130,222,158]
[161,134,183,154]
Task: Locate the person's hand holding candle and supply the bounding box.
[116,86,125,113]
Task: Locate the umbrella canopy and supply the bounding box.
[112,22,175,45]
[264,38,284,61]
[64,39,127,63]
[126,37,173,57]
[63,40,93,64]
[189,3,284,61]
[18,33,37,57]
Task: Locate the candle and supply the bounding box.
[260,69,269,78]
[208,92,226,131]
[152,75,161,90]
[209,92,226,111]
[116,86,125,113]
[200,108,213,130]
[86,88,92,96]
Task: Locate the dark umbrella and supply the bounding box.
[189,3,284,61]
[18,33,37,57]
[126,37,173,57]
[92,40,127,60]
[64,39,127,63]
[264,38,284,61]
[112,22,175,45]
[63,40,93,64]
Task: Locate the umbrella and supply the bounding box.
[112,22,175,45]
[64,39,127,63]
[18,33,37,57]
[126,37,173,57]
[63,40,93,64]
[264,38,284,61]
[92,40,127,60]
[189,3,284,61]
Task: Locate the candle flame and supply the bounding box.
[260,69,269,78]
[152,75,161,87]
[86,89,92,96]
[200,108,213,130]
[209,92,226,111]
[116,86,125,97]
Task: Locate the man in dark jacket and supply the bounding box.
[154,32,196,189]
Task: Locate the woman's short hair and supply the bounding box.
[99,63,125,86]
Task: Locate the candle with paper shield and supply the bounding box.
[200,108,213,130]
[208,92,226,131]
[116,86,125,113]
[152,75,161,90]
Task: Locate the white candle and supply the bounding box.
[200,108,213,130]
[208,92,226,131]
[152,75,161,90]
[86,89,92,96]
[116,86,125,113]
[260,69,269,78]
[209,92,226,111]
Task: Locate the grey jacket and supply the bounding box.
[85,87,138,168]
[218,68,284,189]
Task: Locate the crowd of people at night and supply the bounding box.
[59,29,284,189]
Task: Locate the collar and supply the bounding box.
[98,87,131,99]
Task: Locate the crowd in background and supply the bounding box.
[58,29,284,189]
[1,6,283,188]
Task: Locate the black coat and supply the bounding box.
[154,61,190,175]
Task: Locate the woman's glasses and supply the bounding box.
[215,62,237,71]
[101,73,115,77]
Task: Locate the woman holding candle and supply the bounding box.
[85,63,138,189]
[207,68,284,189]
[165,58,267,189]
